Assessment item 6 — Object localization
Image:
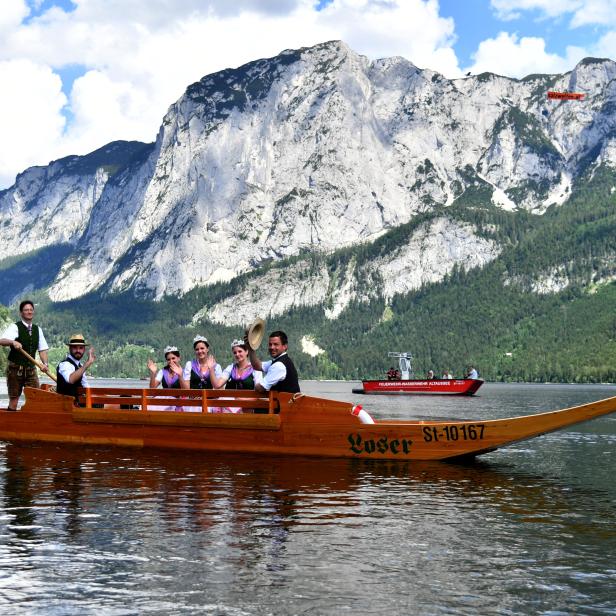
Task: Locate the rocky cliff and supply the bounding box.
[1,41,615,311]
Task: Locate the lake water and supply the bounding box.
[1,381,615,615]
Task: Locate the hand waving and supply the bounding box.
[169,360,183,376]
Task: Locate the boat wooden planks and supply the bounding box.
[1,386,615,461]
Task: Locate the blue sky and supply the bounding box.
[439,0,581,66]
[24,0,75,20]
[1,0,616,189]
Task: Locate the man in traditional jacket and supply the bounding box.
[56,334,96,403]
[0,300,50,411]
[248,330,300,394]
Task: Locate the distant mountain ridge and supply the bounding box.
[2,41,616,312]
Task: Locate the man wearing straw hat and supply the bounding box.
[248,330,300,394]
[56,334,96,402]
[0,300,50,411]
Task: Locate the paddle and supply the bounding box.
[17,347,57,382]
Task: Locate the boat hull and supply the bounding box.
[355,378,483,395]
[1,386,615,461]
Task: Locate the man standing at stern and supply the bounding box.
[248,330,300,394]
[56,334,96,402]
[0,300,50,411]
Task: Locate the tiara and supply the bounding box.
[231,339,247,349]
[193,335,209,344]
[163,345,179,355]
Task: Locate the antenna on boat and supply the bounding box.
[388,352,413,380]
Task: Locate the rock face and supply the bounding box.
[1,42,616,306]
[0,141,152,258]
[197,217,500,325]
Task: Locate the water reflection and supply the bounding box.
[3,449,40,550]
[1,431,615,613]
[2,442,614,541]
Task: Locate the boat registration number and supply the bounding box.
[422,424,485,442]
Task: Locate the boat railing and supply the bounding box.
[76,387,274,413]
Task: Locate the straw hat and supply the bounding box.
[66,333,89,346]
[246,318,265,350]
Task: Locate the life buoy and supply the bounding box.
[351,404,375,424]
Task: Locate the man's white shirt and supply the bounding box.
[261,353,288,391]
[1,321,49,351]
[58,354,89,387]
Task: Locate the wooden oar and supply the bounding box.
[17,347,57,382]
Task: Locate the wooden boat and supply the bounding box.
[354,351,484,395]
[354,378,483,395]
[1,385,615,461]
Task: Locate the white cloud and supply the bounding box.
[491,0,582,21]
[318,0,459,74]
[70,0,305,27]
[0,0,28,33]
[490,0,616,27]
[0,0,461,189]
[467,31,586,77]
[64,70,158,152]
[570,0,616,27]
[484,1,616,78]
[592,28,616,56]
[0,59,66,188]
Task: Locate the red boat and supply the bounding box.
[354,378,483,395]
[353,352,483,395]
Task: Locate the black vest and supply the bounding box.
[161,369,181,389]
[270,354,300,393]
[56,356,85,400]
[190,365,213,389]
[7,322,39,366]
[225,367,256,390]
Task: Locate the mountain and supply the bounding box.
[1,41,616,382]
[31,167,616,382]
[0,141,153,305]
[2,41,616,306]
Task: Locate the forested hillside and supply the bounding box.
[0,305,11,373]
[3,165,615,383]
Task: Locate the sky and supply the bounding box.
[1,0,616,189]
